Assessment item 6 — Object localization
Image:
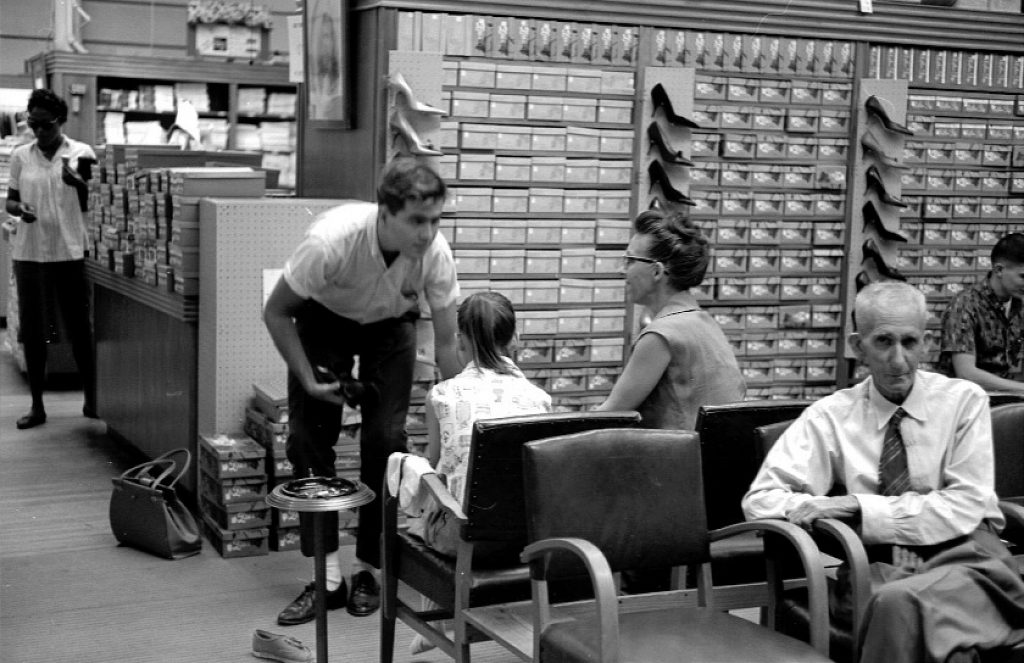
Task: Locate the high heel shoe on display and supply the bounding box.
[864,95,914,136]
[389,110,443,156]
[647,160,696,206]
[650,83,700,129]
[386,72,446,115]
[862,237,907,282]
[863,201,909,243]
[861,131,909,169]
[647,122,693,166]
[864,165,909,208]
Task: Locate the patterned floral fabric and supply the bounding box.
[427,359,551,505]
[939,273,1024,379]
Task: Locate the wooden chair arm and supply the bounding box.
[521,537,620,663]
[419,473,468,522]
[812,518,870,663]
[711,520,829,656]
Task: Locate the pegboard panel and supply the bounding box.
[841,78,909,359]
[197,197,347,436]
[386,50,444,171]
[640,66,697,212]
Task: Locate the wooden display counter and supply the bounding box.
[86,261,198,496]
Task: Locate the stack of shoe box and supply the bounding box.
[334,425,363,543]
[245,383,301,552]
[198,433,271,557]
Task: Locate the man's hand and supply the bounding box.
[785,495,860,528]
[302,376,345,406]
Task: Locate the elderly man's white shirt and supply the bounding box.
[743,370,1002,545]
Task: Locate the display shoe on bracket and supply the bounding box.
[647,160,696,206]
[865,95,914,136]
[863,200,909,243]
[864,165,909,208]
[389,111,443,156]
[386,72,446,115]
[861,131,909,169]
[647,122,693,166]
[862,237,907,282]
[650,83,700,128]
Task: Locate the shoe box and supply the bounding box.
[198,433,269,557]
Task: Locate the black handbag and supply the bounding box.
[109,448,202,559]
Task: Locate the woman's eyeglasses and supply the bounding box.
[27,119,59,131]
[622,254,659,269]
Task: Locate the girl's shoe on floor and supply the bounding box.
[252,629,314,663]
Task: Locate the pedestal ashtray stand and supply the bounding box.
[267,477,375,663]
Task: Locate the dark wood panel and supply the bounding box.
[299,8,389,198]
[93,284,198,494]
[353,0,1024,53]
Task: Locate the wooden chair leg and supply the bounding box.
[379,610,396,663]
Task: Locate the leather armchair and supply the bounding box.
[379,411,641,663]
[694,400,812,585]
[991,403,1024,562]
[519,428,834,663]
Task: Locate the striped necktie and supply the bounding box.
[878,407,910,496]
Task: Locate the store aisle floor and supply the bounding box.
[0,333,521,663]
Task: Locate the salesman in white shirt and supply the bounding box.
[743,281,1024,663]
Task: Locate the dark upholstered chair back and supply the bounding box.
[756,420,794,456]
[988,392,1024,408]
[523,428,709,573]
[696,400,812,530]
[992,403,1024,499]
[462,411,642,545]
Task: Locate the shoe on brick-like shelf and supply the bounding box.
[276,579,347,626]
[251,629,314,663]
[346,570,380,617]
[863,201,909,243]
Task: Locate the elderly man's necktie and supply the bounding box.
[878,407,910,496]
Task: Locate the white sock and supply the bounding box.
[323,550,343,592]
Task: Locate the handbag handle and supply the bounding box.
[119,448,192,489]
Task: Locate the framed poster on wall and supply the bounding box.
[305,0,350,127]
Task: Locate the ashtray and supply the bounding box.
[280,477,357,499]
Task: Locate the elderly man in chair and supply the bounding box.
[743,281,1024,663]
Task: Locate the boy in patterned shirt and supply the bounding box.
[939,232,1024,392]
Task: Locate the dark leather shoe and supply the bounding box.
[16,411,46,430]
[277,580,347,626]
[346,571,380,617]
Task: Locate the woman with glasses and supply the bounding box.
[4,89,97,429]
[598,209,745,430]
[597,210,744,593]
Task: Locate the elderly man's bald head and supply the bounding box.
[854,281,928,335]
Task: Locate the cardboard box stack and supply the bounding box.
[244,383,301,551]
[198,433,270,557]
[243,382,368,551]
[85,148,265,295]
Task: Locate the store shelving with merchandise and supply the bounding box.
[859,43,1024,374]
[25,52,297,190]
